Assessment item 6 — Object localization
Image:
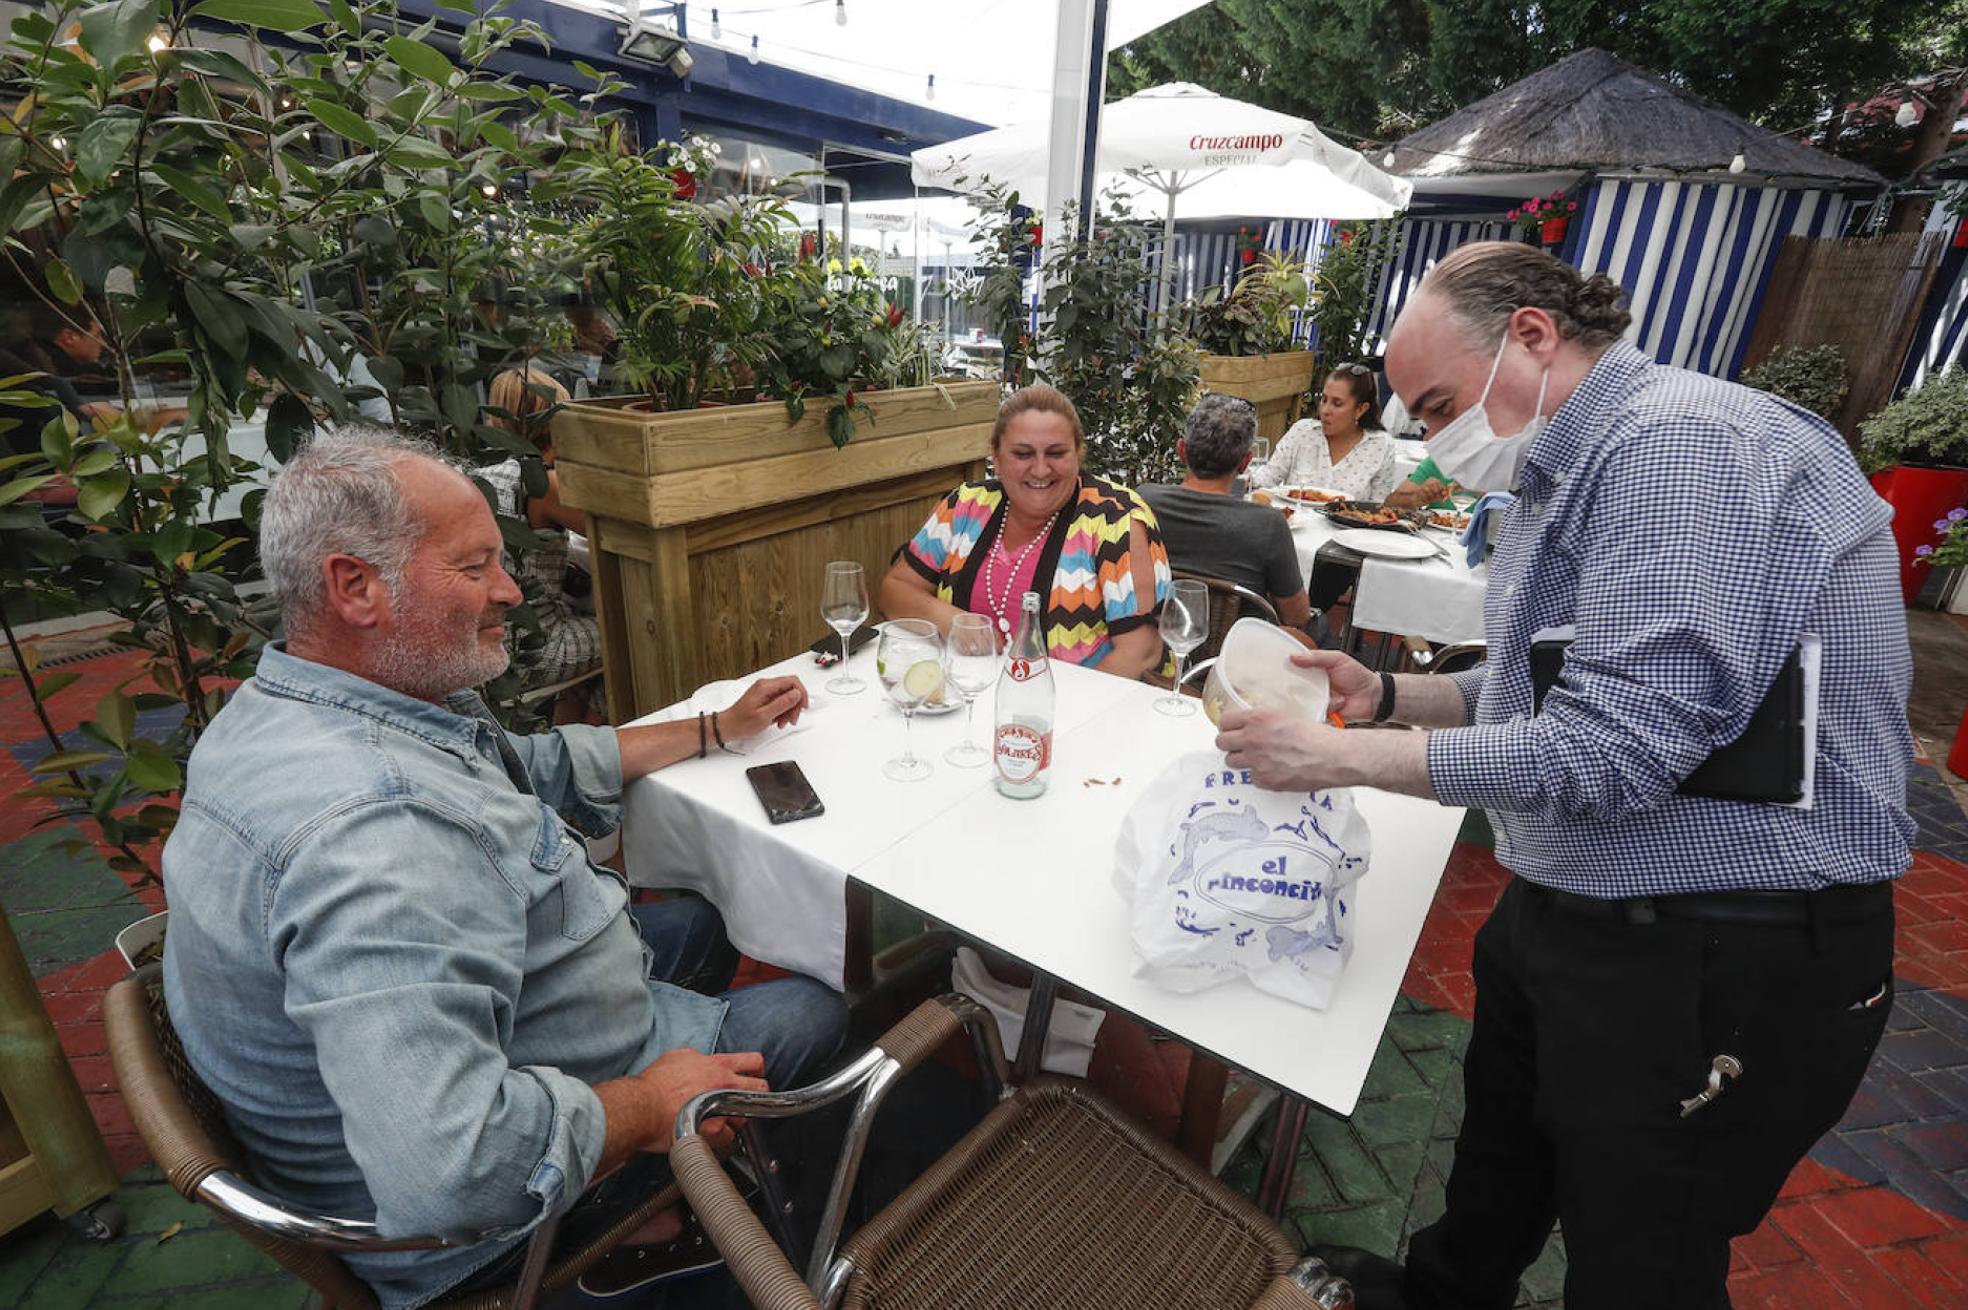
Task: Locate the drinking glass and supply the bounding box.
[943,614,1000,767]
[1155,580,1209,717]
[820,561,869,695]
[1251,436,1271,468]
[877,619,943,781]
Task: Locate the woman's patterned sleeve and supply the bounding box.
[1104,491,1172,634]
[899,485,964,582]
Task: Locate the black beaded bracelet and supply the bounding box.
[1372,671,1398,724]
[709,711,738,755]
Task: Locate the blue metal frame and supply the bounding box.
[388,0,986,194]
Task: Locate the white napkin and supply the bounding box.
[670,679,814,755]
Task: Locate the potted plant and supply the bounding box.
[1509,191,1578,247]
[549,163,996,717]
[1914,510,1968,773]
[1859,369,1968,604]
[1181,252,1317,443]
[1027,195,1200,484]
[1741,345,1849,420]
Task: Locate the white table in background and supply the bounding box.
[617,646,1465,1125]
[1291,512,1490,646]
[1390,438,1429,483]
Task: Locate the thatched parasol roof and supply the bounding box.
[1386,48,1882,188]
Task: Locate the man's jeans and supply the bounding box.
[447,898,845,1298]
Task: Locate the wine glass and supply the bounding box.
[1155,580,1209,717]
[1251,436,1271,469]
[943,614,1000,768]
[820,561,869,695]
[877,619,943,782]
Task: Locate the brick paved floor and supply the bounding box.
[4,638,1967,1308]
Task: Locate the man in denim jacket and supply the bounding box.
[162,427,845,1309]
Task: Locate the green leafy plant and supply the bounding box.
[1742,345,1849,420]
[1181,251,1309,357]
[546,133,794,415]
[958,183,1040,385]
[756,248,911,448]
[1915,508,1968,569]
[1308,219,1398,370]
[0,0,613,875]
[1034,197,1200,485]
[1859,369,1968,474]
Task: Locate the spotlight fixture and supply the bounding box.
[619,5,691,78]
[835,0,847,26]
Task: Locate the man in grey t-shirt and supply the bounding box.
[1139,395,1315,636]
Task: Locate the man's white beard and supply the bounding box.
[370,609,510,701]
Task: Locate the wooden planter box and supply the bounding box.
[554,382,999,718]
[1198,350,1322,443]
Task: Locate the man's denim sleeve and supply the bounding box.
[270,799,608,1242]
[504,724,622,837]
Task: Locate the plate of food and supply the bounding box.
[1323,499,1426,532]
[1423,509,1472,532]
[1281,486,1346,507]
[1247,489,1296,521]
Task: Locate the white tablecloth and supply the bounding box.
[618,648,1466,1116]
[1291,513,1489,646]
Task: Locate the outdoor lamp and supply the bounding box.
[749,34,759,64]
[1895,100,1920,128]
[619,4,691,77]
[1728,151,1746,174]
[926,73,935,102]
[835,0,847,26]
[710,7,720,38]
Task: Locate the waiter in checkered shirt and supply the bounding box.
[1217,242,1912,1309]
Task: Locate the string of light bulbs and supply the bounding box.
[704,5,1041,99]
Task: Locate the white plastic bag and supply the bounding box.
[1113,751,1371,1010]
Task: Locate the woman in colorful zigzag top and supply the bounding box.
[880,384,1173,679]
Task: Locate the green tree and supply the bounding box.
[1110,0,1958,171]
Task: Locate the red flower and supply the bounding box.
[1029,222,1043,245]
[743,261,763,277]
[799,231,817,260]
[844,389,856,407]
[1240,248,1257,265]
[670,167,697,200]
[886,303,905,328]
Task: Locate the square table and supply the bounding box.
[619,646,1465,1194]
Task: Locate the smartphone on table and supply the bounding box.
[746,761,825,824]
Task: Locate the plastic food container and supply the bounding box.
[1199,618,1331,726]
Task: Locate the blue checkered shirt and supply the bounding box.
[1426,342,1914,897]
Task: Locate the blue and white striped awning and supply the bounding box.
[1358,177,1862,378]
[1902,206,1968,392]
[1572,178,1858,376]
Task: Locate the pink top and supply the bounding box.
[970,523,1048,632]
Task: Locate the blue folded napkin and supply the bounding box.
[1460,492,1516,567]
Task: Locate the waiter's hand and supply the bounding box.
[1216,709,1366,791]
[1288,650,1381,723]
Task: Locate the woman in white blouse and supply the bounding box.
[1250,362,1400,500]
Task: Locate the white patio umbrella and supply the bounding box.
[911,82,1414,311]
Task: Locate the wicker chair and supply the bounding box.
[103,964,681,1310]
[670,994,1344,1310]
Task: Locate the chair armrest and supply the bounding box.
[673,1136,820,1310]
[673,995,1005,1301]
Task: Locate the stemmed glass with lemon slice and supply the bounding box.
[876,618,943,782]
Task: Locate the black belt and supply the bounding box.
[1523,878,1893,928]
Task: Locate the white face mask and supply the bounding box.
[1423,335,1550,493]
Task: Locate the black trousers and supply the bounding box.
[1405,877,1895,1309]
